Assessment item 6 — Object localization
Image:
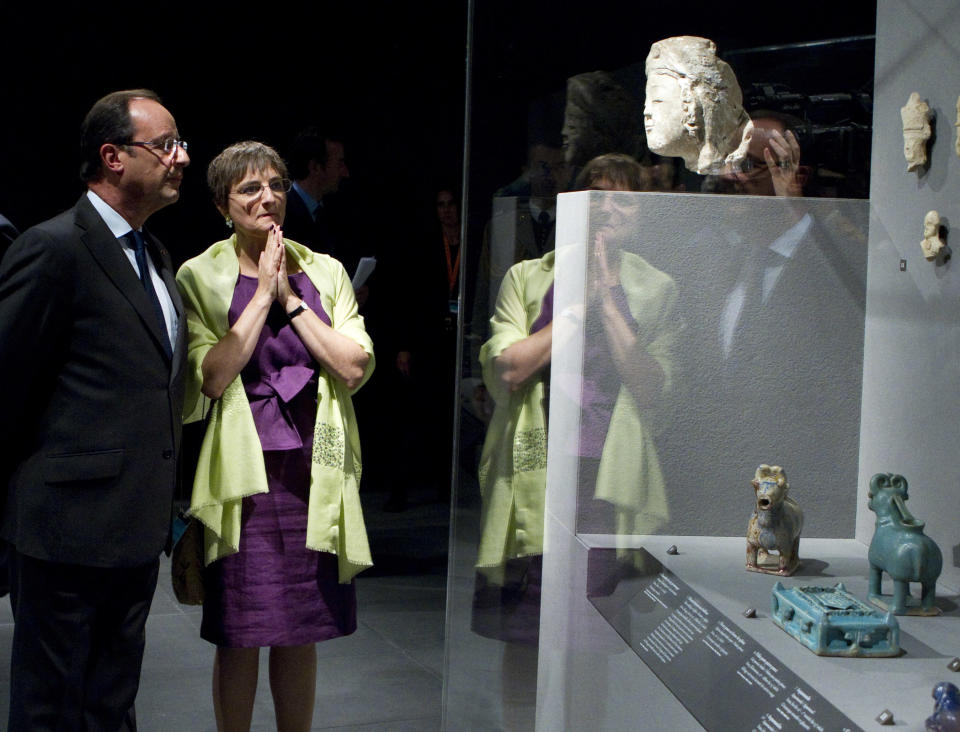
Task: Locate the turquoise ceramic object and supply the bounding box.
[771,582,900,657]
[867,473,943,616]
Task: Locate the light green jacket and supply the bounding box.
[477,254,555,582]
[175,237,375,583]
[476,250,675,580]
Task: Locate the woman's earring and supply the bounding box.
[225,216,233,229]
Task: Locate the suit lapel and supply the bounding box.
[74,196,174,363]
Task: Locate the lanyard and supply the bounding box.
[443,232,460,297]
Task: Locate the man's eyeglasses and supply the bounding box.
[125,138,189,155]
[230,178,292,200]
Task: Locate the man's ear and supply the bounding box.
[307,158,328,178]
[100,143,124,174]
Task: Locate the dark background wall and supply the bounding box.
[467,0,878,196]
[0,2,468,265]
[0,1,879,265]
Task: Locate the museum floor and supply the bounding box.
[0,487,450,731]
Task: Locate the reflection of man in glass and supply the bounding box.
[713,111,806,197]
[644,36,753,175]
[470,142,568,367]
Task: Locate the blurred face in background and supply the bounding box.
[317,140,349,196]
[436,190,458,228]
[527,144,567,198]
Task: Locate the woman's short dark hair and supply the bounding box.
[207,141,289,208]
[79,89,161,183]
[575,153,645,192]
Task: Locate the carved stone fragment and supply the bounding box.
[955,96,960,158]
[902,92,932,172]
[922,210,945,261]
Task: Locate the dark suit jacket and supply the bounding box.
[0,213,18,264]
[654,203,866,534]
[284,186,336,257]
[0,194,186,568]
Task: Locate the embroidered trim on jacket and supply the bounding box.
[513,428,547,473]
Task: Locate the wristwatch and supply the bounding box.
[286,301,308,320]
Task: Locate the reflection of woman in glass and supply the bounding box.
[473,154,659,645]
[575,172,676,537]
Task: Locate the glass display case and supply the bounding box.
[443,1,959,729]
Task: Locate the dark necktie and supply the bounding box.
[126,230,172,358]
[534,210,553,254]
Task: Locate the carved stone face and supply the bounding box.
[644,72,694,158]
[645,36,752,174]
[901,92,931,172]
[921,210,943,260]
[904,133,928,170]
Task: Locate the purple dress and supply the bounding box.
[200,272,357,648]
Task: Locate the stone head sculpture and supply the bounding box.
[644,36,753,175]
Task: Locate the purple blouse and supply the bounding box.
[228,272,331,451]
[530,282,554,335]
[579,284,637,459]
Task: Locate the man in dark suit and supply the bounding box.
[0,89,190,731]
[284,126,350,260]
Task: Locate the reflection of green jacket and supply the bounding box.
[592,252,674,539]
[176,237,375,583]
[476,250,674,580]
[477,253,555,580]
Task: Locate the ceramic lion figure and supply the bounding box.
[746,464,803,576]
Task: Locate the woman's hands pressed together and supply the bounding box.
[255,223,284,304]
